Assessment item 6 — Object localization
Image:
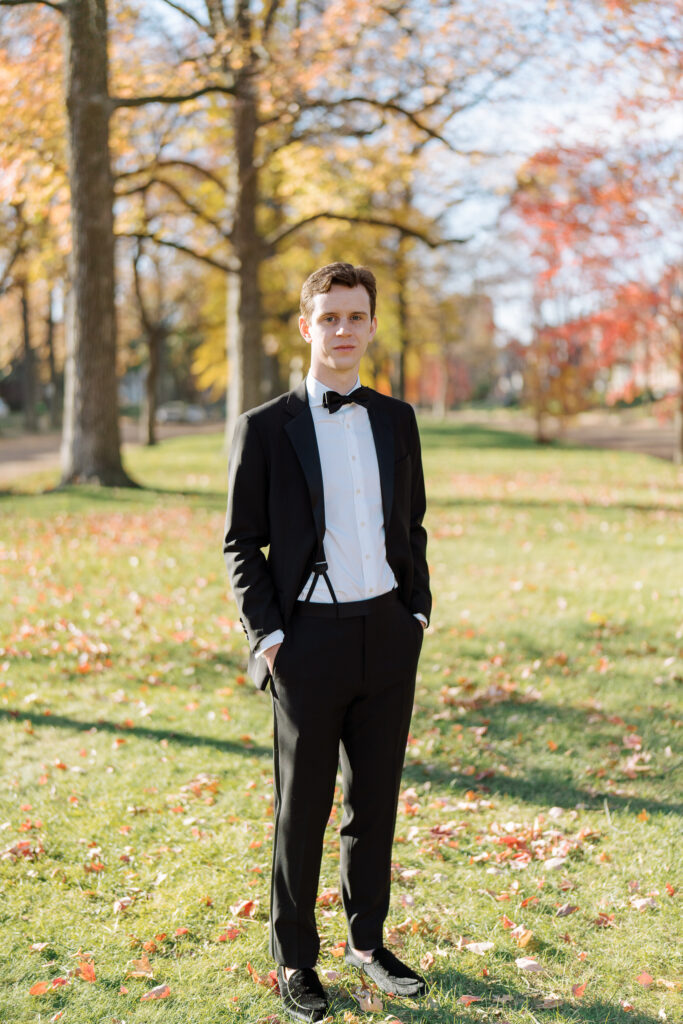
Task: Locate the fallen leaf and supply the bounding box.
[127,955,154,979]
[459,995,482,1006]
[317,887,340,906]
[420,952,435,969]
[637,971,654,987]
[516,957,542,971]
[515,929,534,948]
[463,941,495,955]
[141,983,171,1000]
[175,926,190,937]
[556,903,578,917]
[75,959,96,982]
[353,987,383,1012]
[29,981,49,995]
[231,898,258,918]
[620,999,634,1011]
[572,982,587,998]
[536,995,562,1009]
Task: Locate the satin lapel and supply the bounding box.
[367,396,394,527]
[284,384,325,548]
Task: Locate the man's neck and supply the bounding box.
[309,366,360,394]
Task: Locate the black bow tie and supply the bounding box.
[322,386,372,414]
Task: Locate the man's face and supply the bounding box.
[299,284,377,382]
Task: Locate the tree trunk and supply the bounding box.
[45,287,62,429]
[20,278,39,432]
[226,65,264,443]
[675,337,683,466]
[396,235,409,402]
[60,0,134,485]
[140,326,163,446]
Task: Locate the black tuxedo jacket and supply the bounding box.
[223,380,431,690]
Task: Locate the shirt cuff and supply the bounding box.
[413,613,428,628]
[254,629,285,657]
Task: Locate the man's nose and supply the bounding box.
[336,319,352,333]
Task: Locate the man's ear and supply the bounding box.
[369,316,378,340]
[299,315,312,344]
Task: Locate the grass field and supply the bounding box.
[0,423,681,1024]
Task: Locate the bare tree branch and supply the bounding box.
[116,176,229,238]
[262,0,283,38]
[266,95,455,149]
[111,83,235,110]
[266,211,468,251]
[117,230,237,273]
[0,0,64,11]
[155,0,208,31]
[115,159,228,194]
[0,227,27,295]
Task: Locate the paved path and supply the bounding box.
[0,411,679,486]
[0,420,226,486]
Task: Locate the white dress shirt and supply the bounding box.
[256,374,425,656]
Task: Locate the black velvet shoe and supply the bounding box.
[344,945,427,996]
[277,966,329,1023]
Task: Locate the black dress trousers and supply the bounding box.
[268,589,424,968]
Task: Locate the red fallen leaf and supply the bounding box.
[29,981,49,995]
[141,983,171,1000]
[174,926,189,937]
[572,982,587,998]
[620,1000,634,1011]
[330,940,347,957]
[155,933,167,942]
[54,760,67,770]
[50,1013,66,1022]
[119,985,129,994]
[219,927,241,942]
[51,977,70,987]
[231,899,258,918]
[636,971,654,987]
[246,962,279,990]
[501,914,515,929]
[665,883,676,896]
[459,995,482,1005]
[593,912,615,927]
[316,887,341,907]
[75,960,96,982]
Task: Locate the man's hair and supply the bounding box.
[300,262,377,322]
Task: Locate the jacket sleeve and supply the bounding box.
[223,412,284,652]
[408,406,432,623]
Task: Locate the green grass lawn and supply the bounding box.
[0,424,681,1024]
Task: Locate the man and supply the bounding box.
[223,262,431,1022]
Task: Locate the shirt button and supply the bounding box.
[369,588,374,593]
[352,455,356,460]
[360,521,365,526]
[365,554,370,560]
[356,489,361,494]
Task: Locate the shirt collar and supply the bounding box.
[306,373,362,408]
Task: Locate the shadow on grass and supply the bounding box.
[0,483,226,509]
[378,964,665,1024]
[0,707,271,759]
[420,422,548,450]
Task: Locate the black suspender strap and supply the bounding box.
[303,536,339,608]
